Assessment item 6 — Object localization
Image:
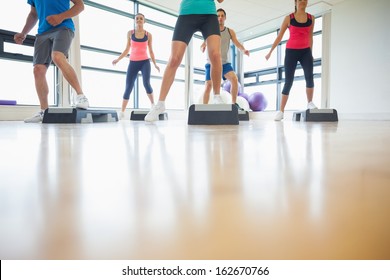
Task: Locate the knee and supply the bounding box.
[306,78,314,88]
[208,51,221,65]
[51,51,66,67]
[33,65,47,79]
[167,54,182,69]
[229,74,238,85]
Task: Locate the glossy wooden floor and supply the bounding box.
[0,116,389,260]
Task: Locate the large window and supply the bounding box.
[2,2,323,112]
[79,1,135,108]
[243,17,323,111]
[79,1,185,110]
[0,3,56,106]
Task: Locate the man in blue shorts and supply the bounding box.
[145,0,224,122]
[14,0,89,123]
[201,8,249,109]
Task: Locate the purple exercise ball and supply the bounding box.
[222,80,243,94]
[248,92,268,111]
[238,92,249,101]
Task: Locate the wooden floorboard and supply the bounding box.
[0,119,389,259]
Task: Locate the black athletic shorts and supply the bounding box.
[172,14,220,45]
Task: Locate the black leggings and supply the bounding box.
[123,59,152,100]
[282,48,314,95]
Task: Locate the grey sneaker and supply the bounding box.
[145,102,165,122]
[213,95,224,104]
[274,111,284,121]
[24,111,44,123]
[307,101,318,110]
[76,94,89,109]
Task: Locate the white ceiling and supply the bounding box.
[139,0,345,39]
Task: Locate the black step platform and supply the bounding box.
[188,104,239,125]
[130,110,168,121]
[42,108,118,123]
[293,109,338,122]
[238,110,249,121]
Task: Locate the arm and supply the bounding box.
[14,6,38,44]
[200,41,206,53]
[229,28,250,56]
[147,33,160,72]
[46,0,85,27]
[112,31,132,65]
[310,15,315,50]
[265,15,290,60]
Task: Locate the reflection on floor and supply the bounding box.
[0,118,389,259]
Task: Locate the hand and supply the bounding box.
[154,64,160,73]
[14,33,26,44]
[46,14,63,26]
[265,52,271,61]
[112,59,119,66]
[244,49,250,56]
[200,43,206,53]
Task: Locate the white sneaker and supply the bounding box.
[274,111,284,121]
[76,94,89,109]
[119,111,125,120]
[145,102,165,122]
[24,111,44,123]
[213,94,224,104]
[307,101,318,110]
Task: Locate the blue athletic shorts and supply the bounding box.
[205,63,234,81]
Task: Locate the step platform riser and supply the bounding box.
[130,111,168,121]
[188,104,239,125]
[42,108,118,123]
[293,109,338,122]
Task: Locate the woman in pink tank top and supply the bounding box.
[112,13,160,119]
[265,0,318,121]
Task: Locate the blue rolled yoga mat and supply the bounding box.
[0,100,17,105]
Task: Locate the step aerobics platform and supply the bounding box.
[188,104,239,125]
[293,109,338,122]
[42,108,118,123]
[130,110,168,121]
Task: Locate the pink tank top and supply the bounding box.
[286,13,313,49]
[130,30,149,61]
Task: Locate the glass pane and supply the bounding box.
[0,60,55,106]
[282,78,321,111]
[138,76,160,109]
[4,43,34,56]
[243,84,277,112]
[244,48,276,72]
[314,16,322,33]
[0,3,38,35]
[165,81,186,110]
[244,32,276,50]
[312,35,322,59]
[141,24,174,65]
[87,0,134,12]
[139,5,177,27]
[193,37,208,70]
[80,5,133,52]
[81,49,120,70]
[82,69,128,108]
[193,83,206,104]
